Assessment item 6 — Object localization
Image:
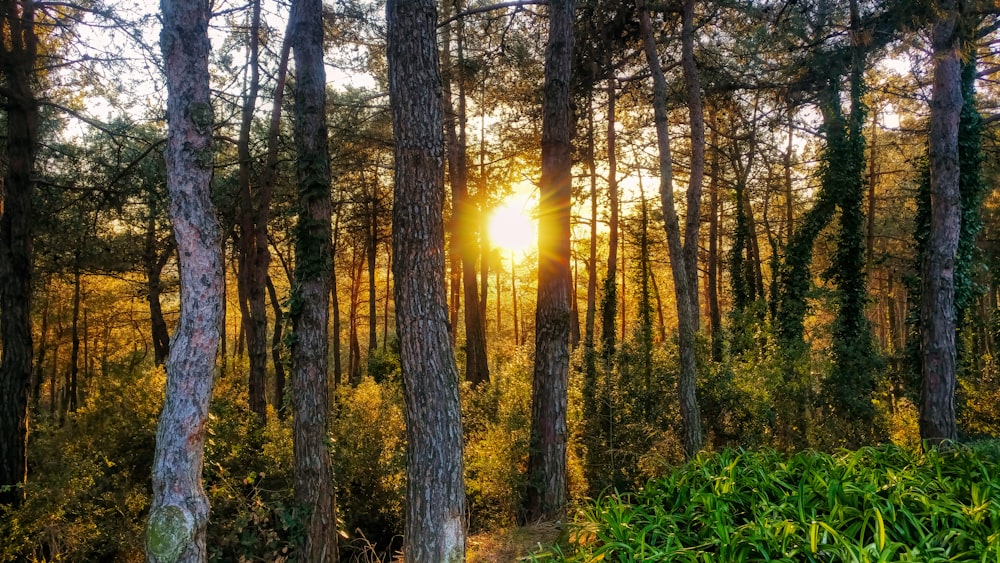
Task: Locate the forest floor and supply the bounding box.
[467,521,563,562]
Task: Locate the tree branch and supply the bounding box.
[438,0,547,28]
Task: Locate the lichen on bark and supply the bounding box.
[146,505,194,563]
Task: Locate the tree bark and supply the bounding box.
[680,0,704,329]
[600,74,619,363]
[706,104,722,361]
[919,0,962,446]
[267,276,287,417]
[146,0,223,559]
[638,1,704,459]
[145,195,175,367]
[332,213,343,389]
[386,0,467,559]
[525,0,574,522]
[0,0,38,509]
[289,0,338,558]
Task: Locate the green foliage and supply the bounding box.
[463,349,533,531]
[202,368,300,562]
[332,377,406,552]
[0,366,163,562]
[537,444,1000,562]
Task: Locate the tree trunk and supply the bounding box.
[919,0,962,446]
[525,0,574,521]
[145,195,174,367]
[386,1,467,559]
[442,9,489,386]
[706,104,722,361]
[146,0,223,559]
[67,263,82,417]
[639,1,703,459]
[332,213,343,388]
[680,0,704,330]
[348,250,363,385]
[267,276,287,417]
[236,0,268,424]
[289,0,338,557]
[31,282,49,414]
[367,191,379,355]
[0,0,38,510]
[600,74,619,363]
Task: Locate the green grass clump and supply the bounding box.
[537,443,1000,562]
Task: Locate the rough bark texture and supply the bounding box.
[289,0,338,558]
[0,0,38,509]
[680,0,704,329]
[146,1,223,560]
[919,0,961,446]
[386,0,467,560]
[639,3,704,459]
[525,0,574,522]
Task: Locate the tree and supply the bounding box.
[386,0,466,560]
[919,0,962,446]
[525,0,575,521]
[0,0,39,509]
[288,0,338,557]
[637,1,704,459]
[145,0,223,560]
[442,3,490,386]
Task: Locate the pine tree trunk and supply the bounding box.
[525,0,575,521]
[236,0,268,424]
[146,0,223,559]
[680,0,704,330]
[600,74,619,363]
[706,105,722,361]
[0,0,38,509]
[332,213,343,388]
[386,0,467,559]
[639,1,703,459]
[289,0,338,558]
[442,11,489,386]
[919,0,962,446]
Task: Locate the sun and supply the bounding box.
[489,199,536,255]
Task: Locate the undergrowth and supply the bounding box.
[536,443,1000,562]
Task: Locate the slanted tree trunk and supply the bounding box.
[146,0,223,559]
[0,0,38,509]
[638,0,703,459]
[386,0,467,559]
[525,0,574,522]
[289,0,338,558]
[919,0,962,446]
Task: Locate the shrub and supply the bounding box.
[538,444,1000,562]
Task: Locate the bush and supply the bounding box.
[0,366,164,562]
[537,444,1000,562]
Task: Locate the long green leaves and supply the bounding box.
[537,444,1000,562]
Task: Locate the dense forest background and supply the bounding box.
[0,0,998,560]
